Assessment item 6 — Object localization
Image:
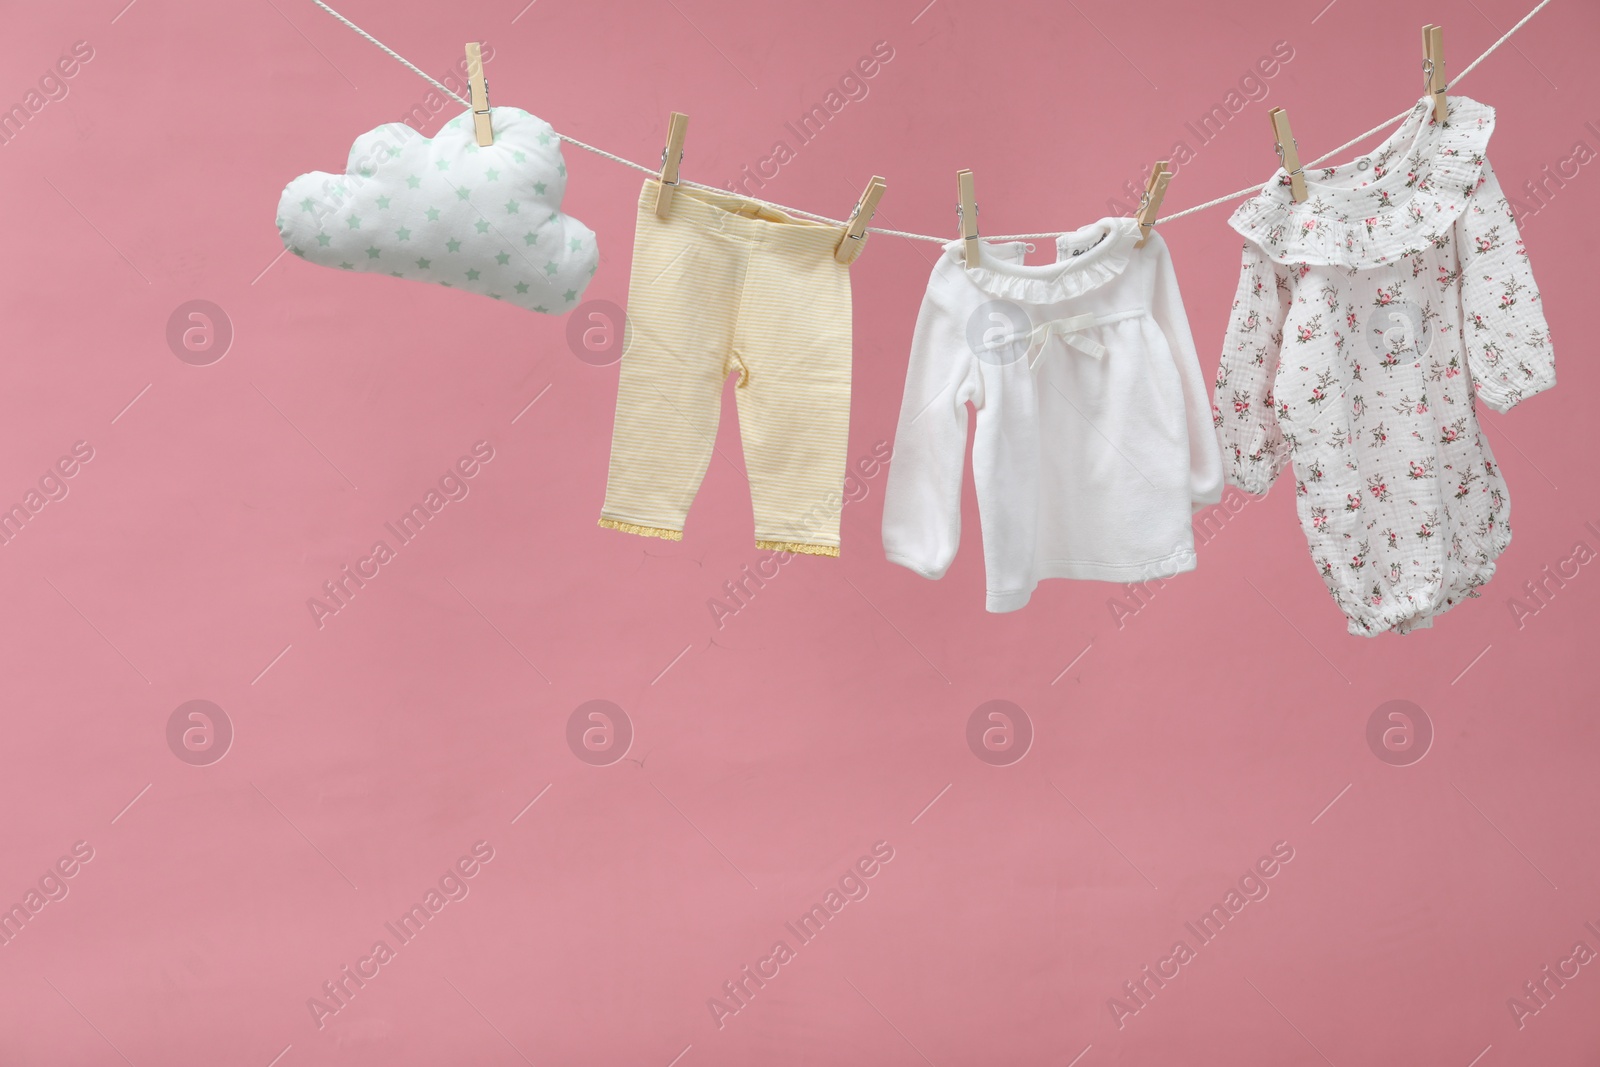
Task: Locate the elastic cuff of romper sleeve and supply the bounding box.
[1227,462,1284,498]
[1475,373,1556,415]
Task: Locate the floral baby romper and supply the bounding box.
[1214,94,1555,636]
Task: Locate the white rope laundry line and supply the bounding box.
[312,0,1554,244]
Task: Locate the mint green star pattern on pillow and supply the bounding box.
[276,108,598,314]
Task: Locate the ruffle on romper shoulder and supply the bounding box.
[1227,95,1495,268]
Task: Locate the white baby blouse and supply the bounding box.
[882,217,1224,611]
[1214,94,1556,636]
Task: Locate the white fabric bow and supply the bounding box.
[977,308,1145,370]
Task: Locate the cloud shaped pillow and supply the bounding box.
[277,108,598,314]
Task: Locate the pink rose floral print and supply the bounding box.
[1211,95,1556,636]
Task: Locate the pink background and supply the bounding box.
[2,0,1598,1063]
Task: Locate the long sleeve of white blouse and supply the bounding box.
[881,269,982,579]
[1150,237,1226,511]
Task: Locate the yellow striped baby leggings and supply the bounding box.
[599,178,857,557]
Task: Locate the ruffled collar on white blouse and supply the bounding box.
[947,216,1140,303]
[1228,93,1495,268]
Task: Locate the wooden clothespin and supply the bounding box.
[1268,107,1307,204]
[1422,24,1448,123]
[1134,161,1172,248]
[835,175,887,265]
[654,112,690,219]
[956,169,979,268]
[465,43,493,147]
